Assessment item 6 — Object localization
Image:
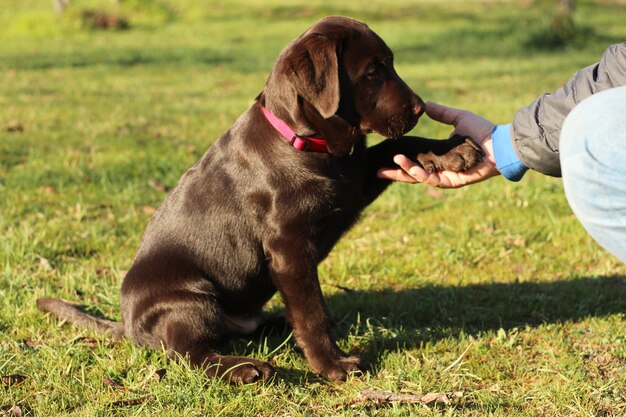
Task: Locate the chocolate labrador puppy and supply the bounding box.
[37,16,481,383]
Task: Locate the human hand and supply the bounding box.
[377,101,501,188]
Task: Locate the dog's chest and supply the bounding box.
[287,160,368,255]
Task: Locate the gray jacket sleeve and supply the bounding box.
[512,42,626,177]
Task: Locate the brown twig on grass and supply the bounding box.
[340,389,463,408]
[110,395,156,407]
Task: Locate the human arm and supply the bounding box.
[378,42,626,187]
[513,42,626,177]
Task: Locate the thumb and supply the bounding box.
[425,100,468,126]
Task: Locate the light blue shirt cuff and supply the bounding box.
[492,124,528,182]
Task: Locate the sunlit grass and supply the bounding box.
[1,0,626,415]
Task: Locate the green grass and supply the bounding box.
[2,0,626,415]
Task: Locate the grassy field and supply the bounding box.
[2,0,626,415]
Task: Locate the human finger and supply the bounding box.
[424,100,468,126]
[394,155,449,187]
[377,167,418,183]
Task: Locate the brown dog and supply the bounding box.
[37,16,481,383]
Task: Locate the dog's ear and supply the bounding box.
[282,34,340,119]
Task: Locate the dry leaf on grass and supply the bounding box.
[1,375,27,387]
[73,336,100,347]
[103,377,126,391]
[71,336,117,348]
[0,405,23,417]
[37,256,53,271]
[6,121,24,133]
[22,339,40,349]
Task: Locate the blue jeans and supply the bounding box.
[560,85,626,263]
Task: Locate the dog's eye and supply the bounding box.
[365,65,381,80]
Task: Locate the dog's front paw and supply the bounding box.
[417,136,483,173]
[319,355,362,382]
[445,137,483,171]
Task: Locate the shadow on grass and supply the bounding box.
[3,47,235,71]
[328,274,626,366]
[238,275,626,382]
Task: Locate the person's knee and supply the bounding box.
[559,86,626,262]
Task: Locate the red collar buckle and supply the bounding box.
[290,134,312,151]
[261,106,329,153]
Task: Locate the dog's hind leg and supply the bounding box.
[122,250,276,384]
[157,307,276,384]
[124,282,275,383]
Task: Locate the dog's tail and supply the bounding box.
[36,297,125,340]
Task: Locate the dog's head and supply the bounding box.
[260,16,424,156]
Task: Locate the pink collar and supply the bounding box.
[261,106,329,153]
